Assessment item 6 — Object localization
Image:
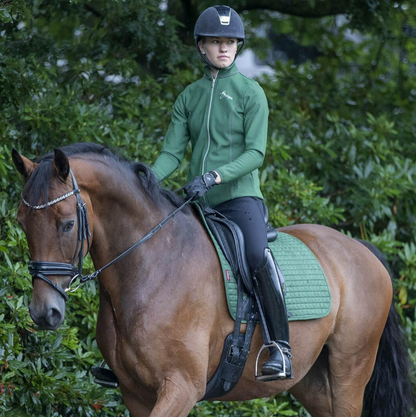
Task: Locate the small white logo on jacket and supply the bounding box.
[219,91,233,100]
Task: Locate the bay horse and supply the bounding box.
[12,143,414,417]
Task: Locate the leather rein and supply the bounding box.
[22,169,191,302]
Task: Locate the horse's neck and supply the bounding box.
[84,170,207,310]
[89,187,172,277]
[92,198,214,340]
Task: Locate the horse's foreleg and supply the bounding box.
[148,373,201,417]
[120,384,152,417]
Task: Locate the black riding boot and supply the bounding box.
[254,248,293,379]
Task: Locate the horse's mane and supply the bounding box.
[23,142,187,212]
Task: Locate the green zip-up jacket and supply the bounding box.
[151,62,269,207]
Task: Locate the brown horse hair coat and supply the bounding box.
[12,143,415,417]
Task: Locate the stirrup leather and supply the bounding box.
[254,341,292,382]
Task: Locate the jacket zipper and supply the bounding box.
[202,73,217,204]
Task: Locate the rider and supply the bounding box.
[151,5,292,380]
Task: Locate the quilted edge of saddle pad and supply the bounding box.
[212,230,332,322]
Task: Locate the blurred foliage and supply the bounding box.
[189,397,307,416]
[1,0,415,415]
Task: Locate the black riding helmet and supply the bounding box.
[194,5,245,70]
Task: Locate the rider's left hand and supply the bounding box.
[183,171,219,201]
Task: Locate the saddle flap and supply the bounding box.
[203,207,253,293]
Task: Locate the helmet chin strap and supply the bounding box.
[195,38,245,71]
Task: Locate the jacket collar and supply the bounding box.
[203,62,240,80]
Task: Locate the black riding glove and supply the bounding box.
[183,171,219,201]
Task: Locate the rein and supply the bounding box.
[70,196,192,289]
[23,169,191,301]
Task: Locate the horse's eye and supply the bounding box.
[63,221,75,232]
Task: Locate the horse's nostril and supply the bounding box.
[29,304,64,330]
[48,307,63,326]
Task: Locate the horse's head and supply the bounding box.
[12,149,91,330]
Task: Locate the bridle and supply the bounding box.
[22,169,191,302]
[23,170,91,302]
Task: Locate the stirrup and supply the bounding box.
[91,364,119,389]
[254,341,291,382]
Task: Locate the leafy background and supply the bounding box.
[1,0,415,415]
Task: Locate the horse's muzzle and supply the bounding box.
[29,302,64,330]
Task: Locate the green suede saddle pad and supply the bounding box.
[211,229,332,322]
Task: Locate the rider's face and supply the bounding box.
[198,37,238,69]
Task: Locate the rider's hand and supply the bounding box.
[183,171,220,201]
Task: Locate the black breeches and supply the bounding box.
[213,197,268,271]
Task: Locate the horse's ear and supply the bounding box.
[53,149,70,181]
[12,149,38,179]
